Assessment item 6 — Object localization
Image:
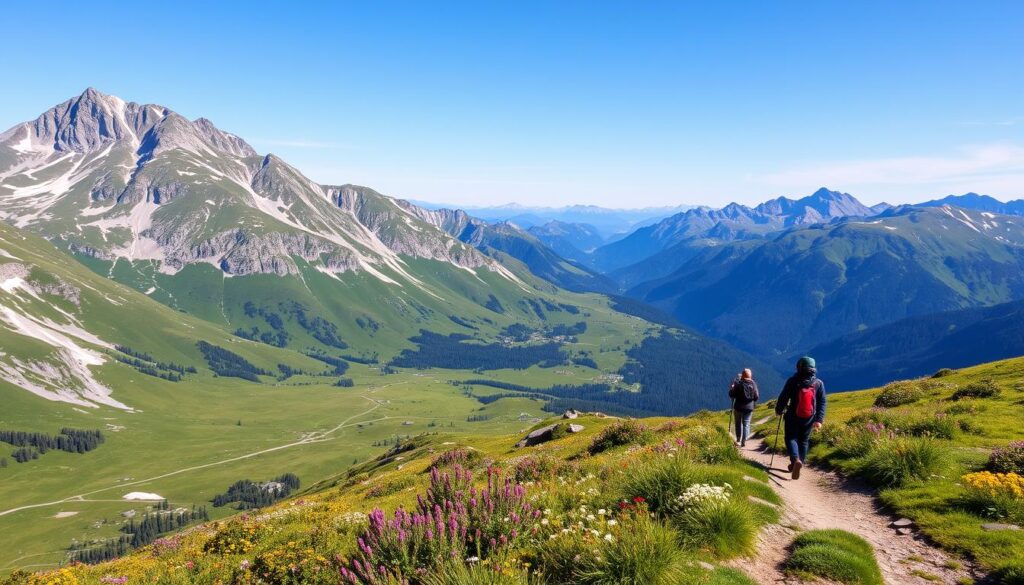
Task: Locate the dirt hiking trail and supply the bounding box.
[732,427,980,584]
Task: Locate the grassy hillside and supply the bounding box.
[0,218,783,575]
[3,413,780,584]
[757,357,1024,582]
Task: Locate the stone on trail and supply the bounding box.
[896,527,913,536]
[981,522,1021,531]
[891,518,914,528]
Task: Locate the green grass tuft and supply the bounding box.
[785,529,883,585]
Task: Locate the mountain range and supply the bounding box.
[631,204,1024,359]
[0,88,771,413]
[413,201,693,238]
[588,188,885,275]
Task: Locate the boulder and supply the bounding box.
[516,423,584,447]
[562,409,580,419]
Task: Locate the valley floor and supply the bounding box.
[734,428,976,584]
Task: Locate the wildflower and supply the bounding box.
[604,533,614,542]
[606,519,618,526]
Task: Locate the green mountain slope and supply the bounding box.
[807,298,1024,391]
[631,206,1024,361]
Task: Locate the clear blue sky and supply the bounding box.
[2,1,1022,207]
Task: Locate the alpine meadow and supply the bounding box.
[2,3,1024,584]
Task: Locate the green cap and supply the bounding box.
[797,356,816,369]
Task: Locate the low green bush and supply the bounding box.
[585,515,686,585]
[932,368,957,378]
[670,499,757,558]
[874,380,926,407]
[422,562,531,584]
[588,420,653,455]
[785,529,883,585]
[855,436,950,487]
[617,456,698,514]
[681,424,738,464]
[951,380,1002,400]
[533,515,685,585]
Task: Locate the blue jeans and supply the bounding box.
[785,417,814,462]
[734,410,753,444]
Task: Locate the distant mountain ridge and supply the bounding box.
[527,220,605,261]
[630,205,1024,358]
[412,201,693,238]
[915,192,1024,216]
[590,187,878,274]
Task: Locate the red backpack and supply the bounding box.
[795,383,816,419]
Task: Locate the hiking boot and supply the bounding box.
[787,461,793,472]
[792,459,803,480]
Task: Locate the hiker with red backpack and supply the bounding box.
[774,356,826,480]
[729,368,759,447]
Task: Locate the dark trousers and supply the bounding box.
[784,417,814,462]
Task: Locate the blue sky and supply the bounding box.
[2,1,1022,207]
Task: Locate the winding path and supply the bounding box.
[733,431,978,584]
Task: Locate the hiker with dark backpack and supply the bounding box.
[729,368,759,447]
[774,356,826,480]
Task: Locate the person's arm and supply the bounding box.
[752,381,760,401]
[728,381,737,399]
[813,380,827,427]
[775,380,791,416]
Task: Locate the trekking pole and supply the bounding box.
[768,414,784,471]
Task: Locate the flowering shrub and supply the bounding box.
[655,420,683,433]
[150,535,183,557]
[429,448,482,471]
[341,466,537,583]
[650,438,687,457]
[670,483,732,511]
[962,471,1024,522]
[512,455,579,483]
[203,520,263,555]
[333,512,370,534]
[99,577,128,584]
[963,471,1024,499]
[873,380,926,407]
[251,540,335,584]
[28,569,79,585]
[588,420,652,455]
[988,441,1024,474]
